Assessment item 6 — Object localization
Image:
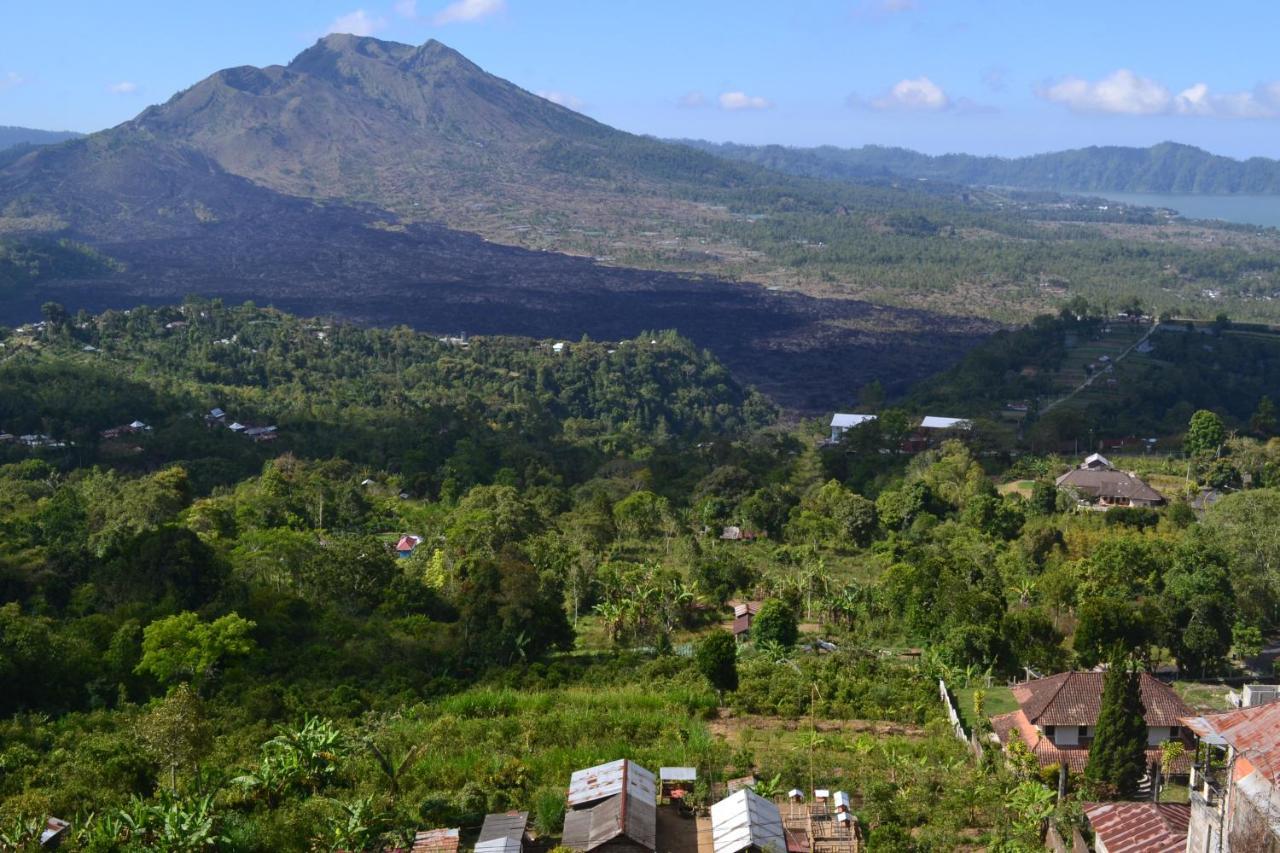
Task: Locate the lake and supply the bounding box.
[1077,191,1280,228]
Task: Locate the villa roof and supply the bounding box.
[1055,468,1165,503]
[1012,671,1190,727]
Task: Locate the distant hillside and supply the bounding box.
[0,126,82,150]
[681,140,1280,195]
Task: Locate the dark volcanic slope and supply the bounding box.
[9,196,992,411]
[0,35,996,410]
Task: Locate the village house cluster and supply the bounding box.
[407,758,859,853]
[204,408,280,443]
[826,412,971,449]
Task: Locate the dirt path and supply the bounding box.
[707,710,928,741]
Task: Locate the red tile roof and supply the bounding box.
[1012,671,1190,727]
[1084,802,1189,853]
[1182,700,1280,784]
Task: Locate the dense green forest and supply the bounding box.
[681,139,1280,195]
[3,302,1280,851]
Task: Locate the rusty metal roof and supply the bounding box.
[566,759,656,808]
[1012,671,1189,727]
[1083,803,1189,853]
[412,828,460,853]
[711,789,786,853]
[1182,700,1280,783]
[561,792,657,852]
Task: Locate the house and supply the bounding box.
[41,817,70,849]
[919,416,972,431]
[1182,698,1280,851]
[1081,452,1113,470]
[562,759,657,853]
[475,811,531,853]
[395,535,422,558]
[411,828,460,853]
[228,422,246,432]
[828,413,876,443]
[710,789,787,853]
[1055,461,1165,509]
[101,421,151,440]
[721,526,760,542]
[731,602,762,641]
[1082,802,1188,853]
[900,415,973,452]
[990,671,1192,773]
[208,408,226,421]
[659,767,696,799]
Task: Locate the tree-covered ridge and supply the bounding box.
[682,139,1280,195]
[0,237,117,296]
[0,301,773,492]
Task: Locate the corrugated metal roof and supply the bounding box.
[412,828,460,853]
[711,790,787,853]
[475,812,528,853]
[562,792,657,852]
[660,767,696,782]
[567,759,656,808]
[1083,802,1188,853]
[1181,700,1280,783]
[830,414,876,429]
[920,416,970,430]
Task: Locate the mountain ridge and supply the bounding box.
[679,139,1280,195]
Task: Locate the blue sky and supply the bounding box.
[4,0,1280,158]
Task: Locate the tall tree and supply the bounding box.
[751,598,799,648]
[1185,409,1226,458]
[695,631,739,699]
[1085,655,1149,799]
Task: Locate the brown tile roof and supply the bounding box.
[1012,671,1190,728]
[1055,468,1165,503]
[1182,700,1280,784]
[1084,802,1189,853]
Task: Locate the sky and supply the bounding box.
[4,0,1280,159]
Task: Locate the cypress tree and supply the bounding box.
[1085,654,1149,799]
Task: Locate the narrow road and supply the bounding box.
[1039,322,1159,416]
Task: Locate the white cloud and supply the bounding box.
[1038,69,1280,119]
[719,91,771,111]
[1038,69,1171,115]
[538,90,585,111]
[1174,82,1280,118]
[678,91,708,109]
[0,72,25,92]
[394,0,418,17]
[871,76,949,111]
[433,0,505,25]
[326,9,387,37]
[107,81,138,95]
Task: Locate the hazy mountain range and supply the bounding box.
[679,139,1280,195]
[0,126,82,151]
